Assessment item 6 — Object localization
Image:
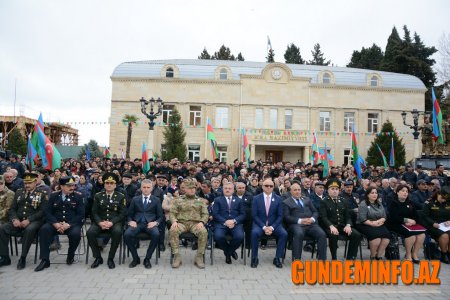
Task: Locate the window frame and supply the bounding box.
[284,109,293,130]
[269,108,278,129]
[367,113,379,133]
[215,107,229,128]
[188,145,201,162]
[189,105,202,126]
[255,108,263,129]
[344,112,355,132]
[319,111,331,132]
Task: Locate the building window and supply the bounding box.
[189,105,201,126]
[188,145,201,162]
[285,109,293,129]
[344,112,355,132]
[217,146,227,162]
[219,68,228,80]
[370,75,378,87]
[162,104,174,125]
[270,108,278,129]
[323,73,331,84]
[166,67,174,78]
[368,113,379,133]
[255,108,263,129]
[344,149,352,166]
[320,111,331,132]
[215,107,229,128]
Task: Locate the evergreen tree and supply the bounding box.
[198,47,211,59]
[284,43,304,64]
[6,128,27,156]
[347,43,383,69]
[308,43,331,66]
[212,45,234,60]
[266,49,275,63]
[162,108,187,161]
[380,27,403,73]
[236,52,245,61]
[366,121,406,168]
[78,140,103,159]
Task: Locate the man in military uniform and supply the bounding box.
[87,173,126,269]
[339,181,359,224]
[169,179,208,269]
[35,176,85,271]
[420,115,434,156]
[0,175,15,224]
[319,178,362,260]
[0,173,46,269]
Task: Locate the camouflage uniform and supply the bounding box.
[436,119,448,155]
[420,117,434,156]
[169,190,208,268]
[0,186,15,224]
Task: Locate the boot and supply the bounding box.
[194,253,205,269]
[172,254,182,268]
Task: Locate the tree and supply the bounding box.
[198,47,211,59]
[162,108,187,161]
[78,140,103,159]
[437,32,450,117]
[122,114,139,159]
[308,43,331,66]
[266,49,275,63]
[366,121,406,168]
[212,45,235,60]
[236,52,245,61]
[6,128,27,156]
[347,43,383,69]
[284,43,304,64]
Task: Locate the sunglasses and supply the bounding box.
[263,185,274,188]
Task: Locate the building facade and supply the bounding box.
[109,60,426,165]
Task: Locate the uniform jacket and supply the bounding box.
[252,193,283,230]
[212,195,246,228]
[422,199,450,228]
[169,195,209,224]
[46,191,85,226]
[9,188,46,223]
[319,195,352,228]
[92,191,127,225]
[0,187,15,223]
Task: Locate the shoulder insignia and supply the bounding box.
[51,191,59,194]
[424,201,429,204]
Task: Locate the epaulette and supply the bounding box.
[424,200,429,204]
[73,191,82,195]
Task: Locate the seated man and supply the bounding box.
[0,173,46,269]
[319,178,362,260]
[124,179,163,269]
[212,182,245,264]
[87,173,126,269]
[35,176,85,271]
[283,182,327,261]
[251,179,287,268]
[169,179,208,269]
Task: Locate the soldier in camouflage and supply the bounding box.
[436,118,448,156]
[0,175,15,225]
[420,115,434,156]
[169,179,208,269]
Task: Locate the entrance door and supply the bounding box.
[265,151,283,163]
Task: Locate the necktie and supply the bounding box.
[265,195,271,216]
[144,196,148,207]
[107,195,111,202]
[227,197,231,210]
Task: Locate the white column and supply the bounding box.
[147,130,154,158]
[303,146,310,163]
[250,144,255,160]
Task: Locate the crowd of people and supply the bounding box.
[0,151,449,272]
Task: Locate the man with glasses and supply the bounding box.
[250,179,287,268]
[87,173,126,269]
[0,173,46,269]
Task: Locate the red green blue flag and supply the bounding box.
[389,138,395,167]
[431,87,444,144]
[242,128,250,165]
[142,143,150,174]
[206,117,218,160]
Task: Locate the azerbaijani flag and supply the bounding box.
[25,137,38,169]
[322,143,330,178]
[431,87,444,144]
[206,117,219,160]
[389,138,395,167]
[104,147,111,159]
[30,112,46,164]
[142,143,150,174]
[351,129,362,179]
[312,130,320,164]
[242,128,250,165]
[376,143,388,168]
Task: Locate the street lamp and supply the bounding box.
[401,109,424,167]
[140,97,164,130]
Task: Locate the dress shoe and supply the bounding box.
[440,254,450,264]
[34,259,50,272]
[273,257,283,268]
[0,256,11,267]
[303,244,313,252]
[250,257,258,268]
[91,257,103,268]
[107,258,115,269]
[225,255,232,264]
[231,251,238,260]
[17,257,26,270]
[412,258,420,264]
[144,258,152,269]
[129,258,140,268]
[66,255,75,265]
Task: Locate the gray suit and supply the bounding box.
[283,196,327,260]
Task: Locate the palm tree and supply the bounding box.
[122,114,139,159]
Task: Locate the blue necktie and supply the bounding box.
[296,199,304,212]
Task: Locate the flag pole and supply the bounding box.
[204,116,208,159]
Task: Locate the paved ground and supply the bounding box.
[0,235,449,300]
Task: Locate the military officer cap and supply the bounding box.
[156,174,168,180]
[59,176,76,185]
[102,172,118,184]
[315,181,325,187]
[91,168,100,174]
[23,172,38,183]
[122,173,133,179]
[325,178,341,190]
[417,179,427,185]
[183,179,196,189]
[343,180,353,186]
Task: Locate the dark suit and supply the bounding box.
[234,192,253,248]
[212,195,245,256]
[251,193,287,259]
[124,195,163,261]
[283,196,327,260]
[39,191,85,260]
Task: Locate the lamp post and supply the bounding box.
[401,109,423,167]
[140,97,164,157]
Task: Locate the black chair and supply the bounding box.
[248,235,286,263]
[211,231,246,265]
[9,232,39,264]
[339,234,363,260]
[283,231,317,261]
[169,232,209,265]
[85,231,123,265]
[124,231,160,265]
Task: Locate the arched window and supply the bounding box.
[166,67,174,78]
[322,73,331,84]
[370,75,378,87]
[219,68,228,80]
